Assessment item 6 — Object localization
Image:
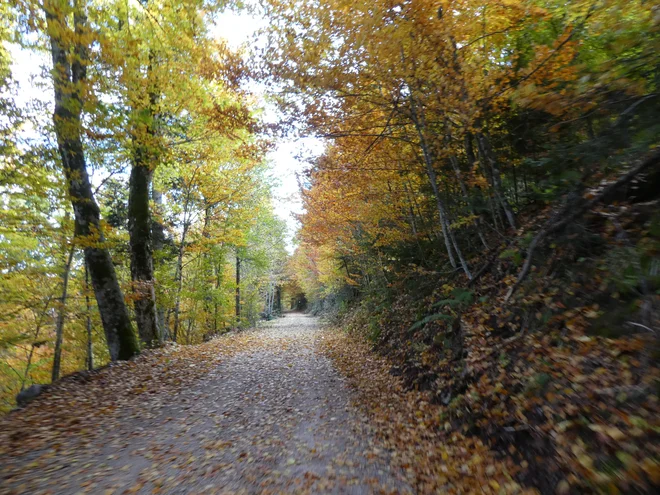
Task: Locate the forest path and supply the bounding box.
[1,314,410,495]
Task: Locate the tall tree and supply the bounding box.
[1,0,281,410]
[127,51,161,347]
[43,0,139,361]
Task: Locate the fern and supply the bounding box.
[409,313,453,332]
[431,288,474,309]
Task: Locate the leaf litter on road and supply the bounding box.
[0,314,411,495]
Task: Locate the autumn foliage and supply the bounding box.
[1,1,287,411]
[1,0,660,493]
[263,0,660,492]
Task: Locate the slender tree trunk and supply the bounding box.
[172,231,186,343]
[490,195,504,232]
[466,132,501,233]
[512,157,519,206]
[151,187,168,339]
[408,92,471,276]
[407,201,418,236]
[440,200,472,279]
[476,132,516,230]
[392,179,425,255]
[406,178,434,244]
[156,303,167,340]
[406,199,426,262]
[44,2,139,361]
[172,188,194,342]
[213,263,222,332]
[52,244,75,382]
[275,286,281,315]
[85,261,93,371]
[465,132,477,165]
[185,300,198,344]
[21,298,52,391]
[449,155,489,249]
[201,202,216,332]
[235,254,241,322]
[419,142,457,268]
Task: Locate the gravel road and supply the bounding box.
[1,314,411,495]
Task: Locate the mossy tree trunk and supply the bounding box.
[128,149,160,347]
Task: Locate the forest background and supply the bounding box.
[1,1,660,491]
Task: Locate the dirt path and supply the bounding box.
[1,314,411,495]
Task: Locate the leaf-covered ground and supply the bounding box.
[320,320,660,494]
[319,327,536,494]
[333,286,660,494]
[4,312,655,494]
[0,314,411,495]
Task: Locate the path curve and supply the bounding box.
[2,314,411,495]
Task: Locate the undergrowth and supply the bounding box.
[322,195,660,494]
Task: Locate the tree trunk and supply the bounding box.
[406,178,434,244]
[275,286,281,315]
[172,190,193,342]
[128,162,160,347]
[420,143,457,268]
[476,132,516,230]
[449,155,489,249]
[440,199,472,279]
[235,254,241,322]
[213,262,222,332]
[201,201,216,333]
[408,92,472,276]
[85,261,93,371]
[151,187,168,339]
[449,155,489,248]
[52,244,75,382]
[44,1,139,361]
[465,133,501,235]
[172,237,186,343]
[128,44,161,347]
